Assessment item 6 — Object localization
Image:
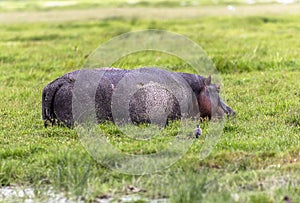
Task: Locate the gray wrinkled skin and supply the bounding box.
[42,67,235,127]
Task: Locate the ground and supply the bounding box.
[0,1,299,202]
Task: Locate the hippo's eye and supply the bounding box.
[209,86,219,93]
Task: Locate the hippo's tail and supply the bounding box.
[42,77,66,127]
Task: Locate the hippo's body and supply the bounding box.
[42,67,235,127]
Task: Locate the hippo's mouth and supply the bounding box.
[219,99,235,116]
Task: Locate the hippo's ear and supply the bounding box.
[204,75,211,86]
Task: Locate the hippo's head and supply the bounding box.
[197,76,235,119]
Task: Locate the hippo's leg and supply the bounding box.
[53,82,74,127]
[95,76,115,123]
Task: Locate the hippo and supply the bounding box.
[42,67,235,127]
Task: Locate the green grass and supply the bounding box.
[0,6,300,203]
[1,0,300,12]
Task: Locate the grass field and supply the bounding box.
[1,0,299,12]
[0,1,300,202]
